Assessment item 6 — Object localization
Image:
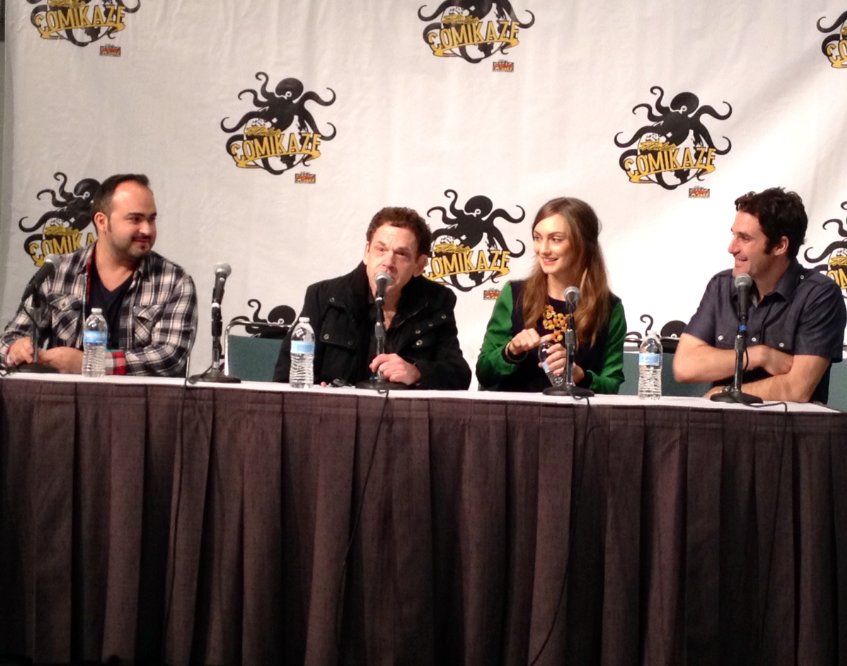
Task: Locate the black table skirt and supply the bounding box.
[1,379,846,665]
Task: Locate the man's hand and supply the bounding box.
[5,337,35,367]
[38,347,84,374]
[370,353,421,385]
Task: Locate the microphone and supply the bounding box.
[211,262,232,306]
[189,262,240,384]
[375,271,392,306]
[734,273,753,324]
[563,285,581,313]
[21,256,58,301]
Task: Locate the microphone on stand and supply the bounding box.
[563,285,580,314]
[22,256,58,301]
[13,256,59,374]
[711,273,761,405]
[543,286,593,397]
[375,271,390,307]
[357,271,406,390]
[190,262,241,384]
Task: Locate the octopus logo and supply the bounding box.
[624,314,687,352]
[424,190,526,292]
[231,299,296,336]
[27,0,140,47]
[221,74,337,176]
[817,11,847,69]
[18,172,100,267]
[614,86,733,191]
[417,1,535,63]
[803,201,847,294]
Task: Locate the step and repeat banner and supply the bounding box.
[1,1,846,379]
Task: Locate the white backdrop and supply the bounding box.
[2,0,846,380]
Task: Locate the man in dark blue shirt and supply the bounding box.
[674,187,846,403]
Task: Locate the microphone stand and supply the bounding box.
[357,297,406,390]
[13,293,58,374]
[190,301,241,383]
[711,318,761,405]
[543,311,593,397]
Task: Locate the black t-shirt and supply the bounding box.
[88,262,132,349]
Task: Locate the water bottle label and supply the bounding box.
[84,330,108,345]
[639,352,662,366]
[291,340,314,354]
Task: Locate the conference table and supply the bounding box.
[1,374,846,665]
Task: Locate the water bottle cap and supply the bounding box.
[91,307,103,314]
[299,316,310,323]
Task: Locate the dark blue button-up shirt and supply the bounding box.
[684,260,846,403]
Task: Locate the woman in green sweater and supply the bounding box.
[476,197,626,393]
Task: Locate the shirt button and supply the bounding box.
[778,342,785,348]
[415,329,421,335]
[322,333,330,340]
[415,339,423,347]
[751,337,757,343]
[718,334,725,342]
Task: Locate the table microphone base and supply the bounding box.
[189,367,242,384]
[13,363,58,374]
[356,378,408,391]
[711,388,762,405]
[543,384,594,398]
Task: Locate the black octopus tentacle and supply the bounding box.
[317,121,337,141]
[247,298,263,321]
[617,148,638,170]
[221,110,265,133]
[236,87,266,108]
[19,210,60,233]
[299,88,337,108]
[818,11,847,33]
[418,2,454,22]
[648,86,669,115]
[487,204,525,225]
[421,22,441,45]
[37,173,71,207]
[821,34,842,55]
[426,206,450,222]
[615,126,654,149]
[254,72,273,101]
[693,101,733,122]
[803,218,847,263]
[120,0,142,13]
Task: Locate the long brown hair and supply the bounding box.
[521,197,612,346]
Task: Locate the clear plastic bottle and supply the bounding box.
[638,331,663,400]
[289,316,315,389]
[538,339,564,388]
[82,308,108,377]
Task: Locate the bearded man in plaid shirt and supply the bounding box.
[0,174,197,376]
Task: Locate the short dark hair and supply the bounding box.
[366,206,432,257]
[734,187,807,259]
[93,174,151,218]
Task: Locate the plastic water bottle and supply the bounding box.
[538,339,564,388]
[289,316,315,388]
[82,308,108,377]
[638,331,663,400]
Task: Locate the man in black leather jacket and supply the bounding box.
[273,207,472,389]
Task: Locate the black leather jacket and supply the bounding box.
[274,264,472,389]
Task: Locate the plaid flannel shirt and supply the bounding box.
[0,244,197,376]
